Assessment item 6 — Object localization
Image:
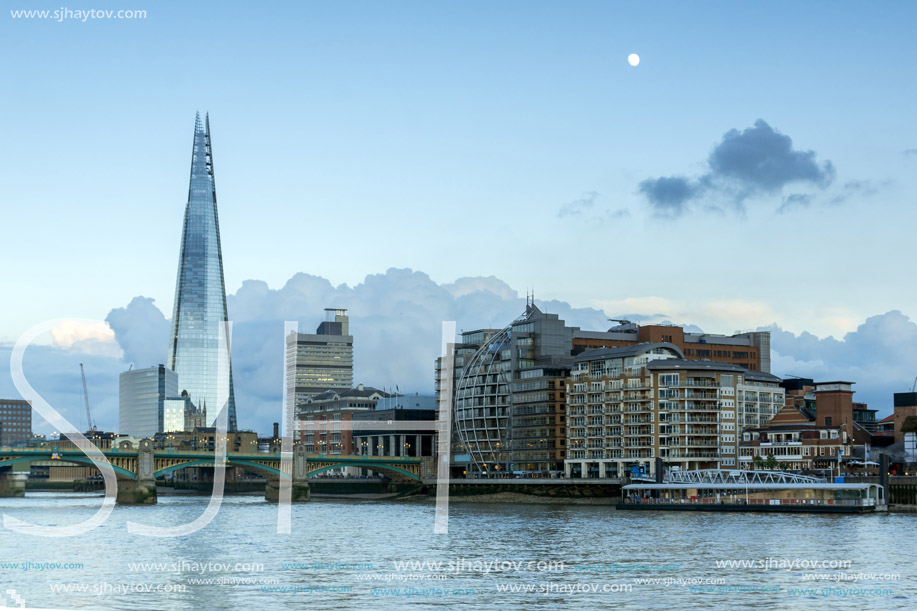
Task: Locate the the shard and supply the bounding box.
[167,112,237,431]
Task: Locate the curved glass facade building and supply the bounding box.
[168,113,237,431]
[447,304,574,477]
[453,325,514,474]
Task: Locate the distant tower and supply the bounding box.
[168,113,237,431]
[286,308,354,408]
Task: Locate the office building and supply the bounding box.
[296,384,386,455]
[168,112,238,431]
[437,303,574,477]
[573,322,771,372]
[286,308,354,407]
[352,407,437,458]
[0,399,32,447]
[119,365,178,438]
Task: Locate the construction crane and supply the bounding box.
[79,363,96,431]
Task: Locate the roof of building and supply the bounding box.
[744,422,839,433]
[573,342,684,363]
[304,385,390,404]
[879,414,895,423]
[744,371,783,383]
[572,330,637,341]
[646,359,747,373]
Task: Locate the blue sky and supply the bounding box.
[1,1,916,433]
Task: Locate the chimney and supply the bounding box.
[272,422,279,440]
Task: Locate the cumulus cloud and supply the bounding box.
[640,119,835,217]
[49,320,122,358]
[764,310,917,415]
[0,270,612,435]
[5,272,913,434]
[105,296,170,369]
[222,269,613,430]
[637,176,699,217]
[0,343,121,435]
[709,120,834,193]
[442,276,517,300]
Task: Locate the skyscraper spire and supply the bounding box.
[168,112,238,431]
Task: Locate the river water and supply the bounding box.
[0,492,915,610]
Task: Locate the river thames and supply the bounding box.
[0,493,915,610]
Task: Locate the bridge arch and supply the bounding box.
[154,459,285,480]
[0,455,137,480]
[306,462,421,481]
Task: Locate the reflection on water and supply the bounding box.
[0,493,915,610]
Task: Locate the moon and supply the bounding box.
[627,53,640,67]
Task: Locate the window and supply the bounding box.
[825,417,833,426]
[659,374,679,387]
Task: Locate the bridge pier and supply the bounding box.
[0,471,27,498]
[264,477,310,503]
[116,478,157,505]
[118,439,157,505]
[265,445,310,503]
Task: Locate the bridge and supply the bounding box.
[0,441,433,504]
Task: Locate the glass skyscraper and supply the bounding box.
[168,113,238,431]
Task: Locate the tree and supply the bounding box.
[753,455,765,470]
[765,453,778,470]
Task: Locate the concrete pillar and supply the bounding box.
[116,478,157,505]
[0,471,27,497]
[118,439,157,504]
[265,445,310,503]
[264,477,310,503]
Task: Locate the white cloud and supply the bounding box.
[4,273,913,434]
[765,310,917,415]
[51,320,118,348]
[592,296,777,335]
